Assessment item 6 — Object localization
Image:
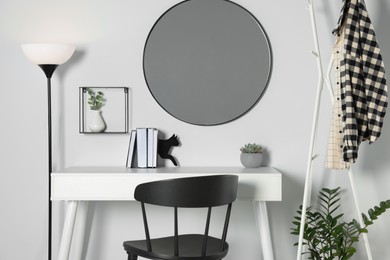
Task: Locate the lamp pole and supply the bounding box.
[39,64,58,260]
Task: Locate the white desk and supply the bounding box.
[52,167,282,260]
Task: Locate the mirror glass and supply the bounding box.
[144,0,272,125]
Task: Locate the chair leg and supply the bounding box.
[127,253,138,260]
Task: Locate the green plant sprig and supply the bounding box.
[87,89,104,111]
[240,143,263,153]
[291,187,390,259]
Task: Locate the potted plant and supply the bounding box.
[291,187,390,259]
[87,89,106,132]
[240,143,263,168]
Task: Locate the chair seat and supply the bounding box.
[123,234,229,260]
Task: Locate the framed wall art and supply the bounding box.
[79,86,129,134]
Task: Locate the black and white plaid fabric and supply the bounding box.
[332,0,388,163]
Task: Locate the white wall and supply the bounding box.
[1,0,390,259]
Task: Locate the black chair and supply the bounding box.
[123,175,239,260]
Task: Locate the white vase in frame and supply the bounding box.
[89,110,106,132]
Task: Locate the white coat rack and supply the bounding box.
[296,0,373,259]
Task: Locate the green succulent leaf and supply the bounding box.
[240,143,263,153]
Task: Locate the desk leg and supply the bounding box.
[253,201,275,260]
[73,202,89,260]
[58,201,78,260]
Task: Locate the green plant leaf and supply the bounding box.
[333,213,344,221]
[329,204,341,215]
[291,187,390,259]
[362,213,373,226]
[359,228,368,233]
[329,198,341,208]
[350,237,359,242]
[374,206,384,215]
[347,247,356,254]
[368,209,378,220]
[352,219,361,230]
[382,200,390,208]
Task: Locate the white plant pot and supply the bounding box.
[240,153,263,168]
[89,110,106,132]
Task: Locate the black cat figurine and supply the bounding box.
[158,134,179,166]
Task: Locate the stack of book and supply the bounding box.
[126,128,159,168]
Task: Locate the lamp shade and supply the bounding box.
[21,43,75,65]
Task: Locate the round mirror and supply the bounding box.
[143,0,272,125]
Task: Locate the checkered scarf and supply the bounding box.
[333,0,388,163]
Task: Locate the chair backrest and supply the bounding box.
[135,175,238,207]
[134,175,239,257]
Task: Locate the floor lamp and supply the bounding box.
[21,43,75,260]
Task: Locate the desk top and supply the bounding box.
[52,167,282,201]
[54,166,280,174]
